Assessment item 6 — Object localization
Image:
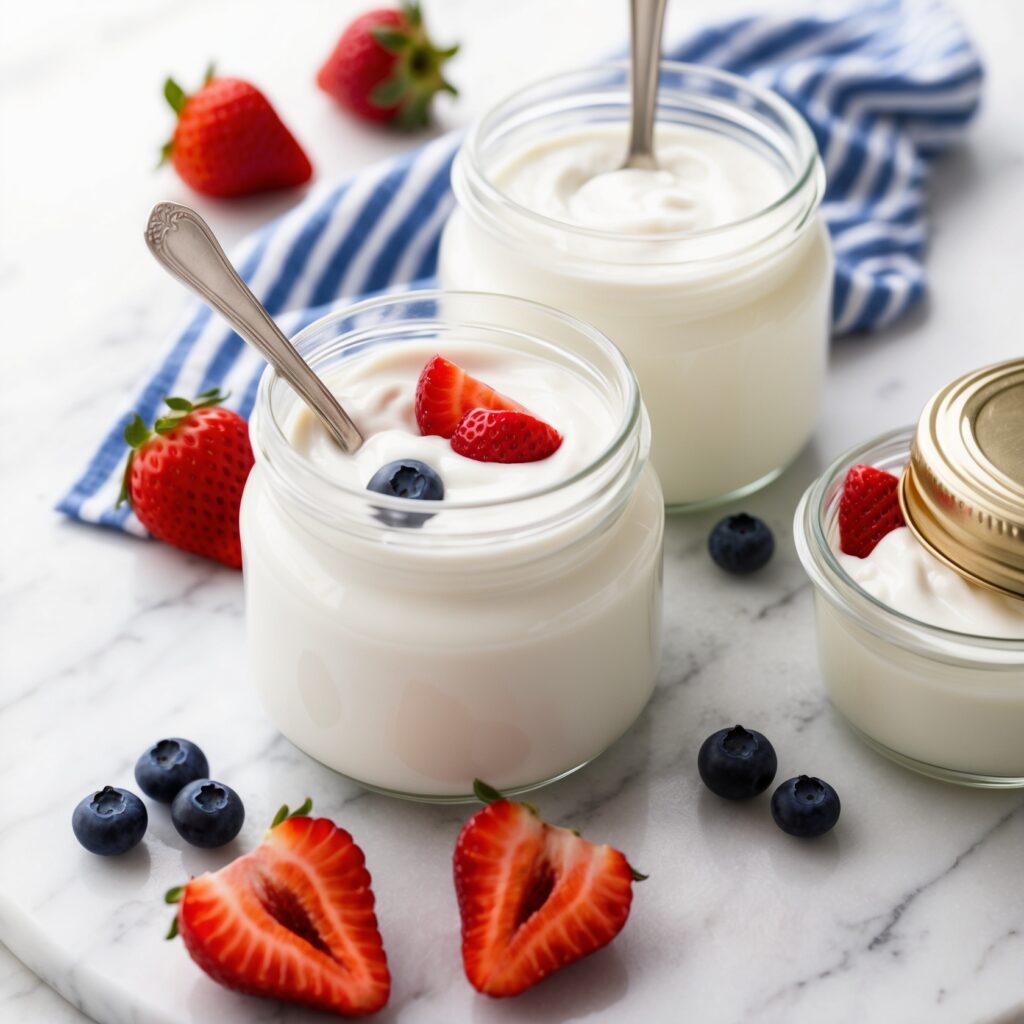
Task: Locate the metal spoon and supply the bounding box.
[144,201,364,453]
[623,0,669,170]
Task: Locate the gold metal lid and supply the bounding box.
[899,358,1024,598]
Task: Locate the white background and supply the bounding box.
[2,0,1023,1020]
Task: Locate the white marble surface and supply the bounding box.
[2,1,1024,1021]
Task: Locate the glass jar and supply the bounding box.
[240,291,664,801]
[795,428,1024,787]
[439,62,832,510]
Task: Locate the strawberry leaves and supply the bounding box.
[117,390,231,508]
[269,797,314,829]
[365,1,458,129]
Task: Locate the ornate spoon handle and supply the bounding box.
[145,201,364,453]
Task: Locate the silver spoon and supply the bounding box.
[144,201,364,453]
[623,0,669,170]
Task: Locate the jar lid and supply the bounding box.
[899,358,1024,598]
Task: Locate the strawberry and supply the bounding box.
[316,3,458,129]
[453,781,644,998]
[415,354,523,438]
[118,389,254,570]
[162,67,312,197]
[838,463,906,558]
[167,801,390,1017]
[451,409,562,464]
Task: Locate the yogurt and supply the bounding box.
[241,294,664,800]
[795,430,1024,785]
[287,340,612,505]
[837,528,1024,639]
[440,65,831,507]
[499,128,785,237]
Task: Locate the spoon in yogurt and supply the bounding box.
[622,0,669,170]
[144,201,364,453]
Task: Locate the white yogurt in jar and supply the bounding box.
[441,69,831,508]
[837,528,1024,639]
[795,433,1024,785]
[500,128,786,237]
[287,340,612,506]
[242,317,664,799]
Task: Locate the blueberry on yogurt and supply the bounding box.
[367,459,444,528]
[72,786,148,856]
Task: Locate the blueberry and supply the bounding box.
[72,786,147,856]
[367,460,444,501]
[134,738,210,803]
[697,724,778,800]
[770,775,841,838]
[171,779,244,848]
[367,459,444,528]
[708,513,774,574]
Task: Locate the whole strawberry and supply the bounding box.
[162,67,312,197]
[316,2,458,129]
[118,390,254,569]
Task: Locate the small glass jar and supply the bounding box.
[240,292,664,801]
[795,428,1024,787]
[439,63,832,509]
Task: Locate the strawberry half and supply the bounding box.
[415,354,523,438]
[169,805,390,1017]
[118,389,254,569]
[454,781,643,998]
[838,463,906,558]
[451,409,562,464]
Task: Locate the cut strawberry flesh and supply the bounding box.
[415,355,523,438]
[454,800,635,998]
[838,463,906,558]
[177,816,389,1016]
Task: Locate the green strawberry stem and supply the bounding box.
[472,778,647,881]
[472,779,504,805]
[269,797,314,830]
[159,65,217,165]
[116,389,229,508]
[164,884,186,940]
[370,0,458,129]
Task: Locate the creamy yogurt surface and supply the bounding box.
[285,339,614,503]
[495,125,788,235]
[838,526,1024,638]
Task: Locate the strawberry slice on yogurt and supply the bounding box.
[838,464,906,558]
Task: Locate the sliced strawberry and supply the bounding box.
[838,463,906,558]
[174,815,390,1016]
[451,409,562,464]
[453,782,641,998]
[415,355,523,438]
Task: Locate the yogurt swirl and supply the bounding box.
[496,125,787,235]
[838,527,1024,638]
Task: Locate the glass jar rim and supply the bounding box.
[459,60,823,248]
[253,289,644,530]
[795,426,1024,652]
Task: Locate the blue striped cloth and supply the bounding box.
[61,0,982,535]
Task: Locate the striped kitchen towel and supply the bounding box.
[60,0,982,534]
